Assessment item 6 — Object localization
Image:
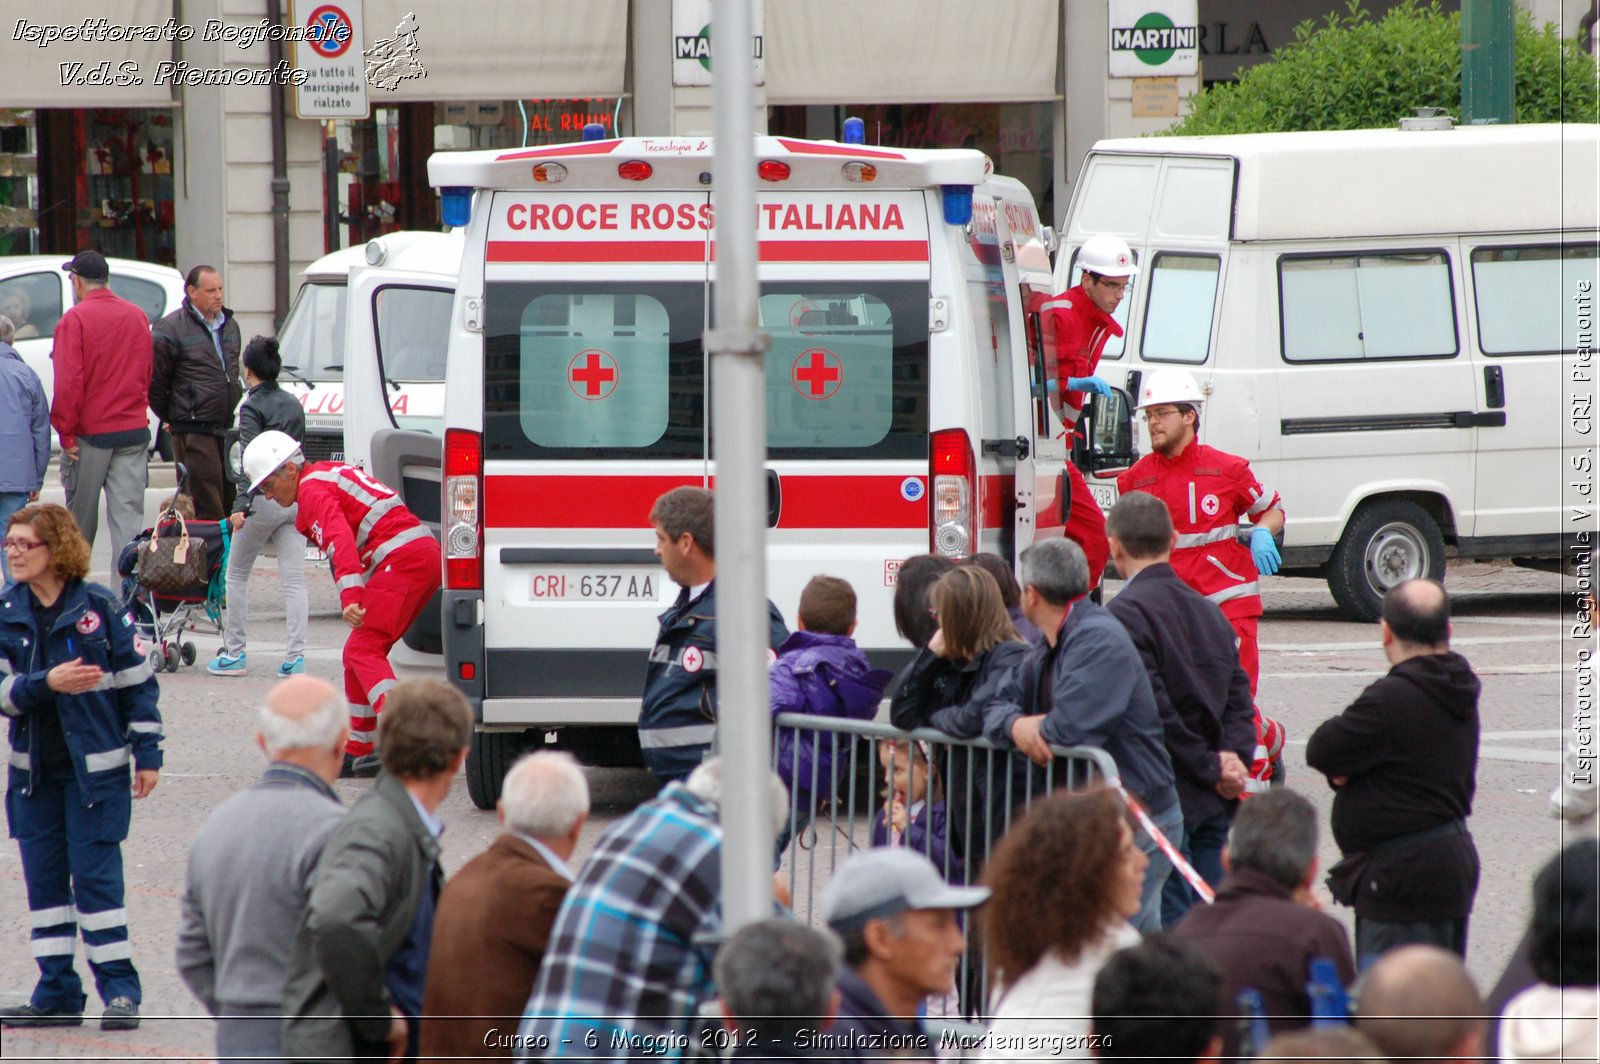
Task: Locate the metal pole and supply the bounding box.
[709,0,774,935]
[1462,0,1516,125]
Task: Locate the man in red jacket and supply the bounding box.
[243,430,442,777]
[50,251,153,563]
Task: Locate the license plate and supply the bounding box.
[530,571,659,601]
[1088,483,1117,510]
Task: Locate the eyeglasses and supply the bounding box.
[2,539,45,554]
[1141,407,1183,423]
[1093,277,1130,293]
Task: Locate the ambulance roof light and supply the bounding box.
[441,187,472,228]
[532,162,567,183]
[618,161,653,181]
[842,117,865,144]
[758,160,791,182]
[582,123,607,141]
[941,185,974,226]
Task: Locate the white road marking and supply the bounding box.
[1263,635,1556,652]
[1264,663,1563,679]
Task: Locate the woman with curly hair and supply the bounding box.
[0,504,162,1031]
[980,787,1147,1056]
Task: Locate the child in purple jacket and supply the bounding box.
[772,576,892,856]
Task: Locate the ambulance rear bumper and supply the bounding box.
[479,698,641,728]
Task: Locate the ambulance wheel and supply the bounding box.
[181,642,197,667]
[466,730,524,810]
[1327,499,1445,623]
[164,644,182,672]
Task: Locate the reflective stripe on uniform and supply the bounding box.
[128,721,162,735]
[76,907,128,933]
[302,469,386,510]
[30,936,75,957]
[1247,489,1279,517]
[9,749,29,772]
[85,940,132,963]
[357,495,404,544]
[1206,555,1249,584]
[84,745,131,772]
[1188,481,1198,525]
[368,678,397,707]
[30,905,76,929]
[1206,582,1260,606]
[1,674,21,716]
[93,660,155,691]
[349,701,376,722]
[1175,526,1239,549]
[367,525,434,572]
[335,573,364,592]
[648,645,719,671]
[637,724,717,749]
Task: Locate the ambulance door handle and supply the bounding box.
[1483,365,1505,409]
[982,436,1030,460]
[767,470,781,529]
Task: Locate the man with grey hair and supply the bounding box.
[0,312,49,584]
[419,752,590,1060]
[517,758,790,1059]
[1354,944,1486,1061]
[176,676,348,1061]
[1173,789,1355,1057]
[714,919,842,1058]
[983,536,1181,930]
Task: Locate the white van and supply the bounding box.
[1054,121,1598,620]
[275,231,462,464]
[412,134,1130,805]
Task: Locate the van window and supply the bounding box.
[373,285,454,381]
[1279,252,1457,362]
[108,275,169,325]
[1141,253,1219,364]
[1472,244,1599,355]
[279,282,348,376]
[0,272,61,339]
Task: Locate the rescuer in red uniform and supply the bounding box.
[1116,368,1287,790]
[243,430,442,778]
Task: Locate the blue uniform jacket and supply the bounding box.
[0,579,162,801]
[639,579,788,782]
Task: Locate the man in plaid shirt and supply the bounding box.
[515,758,783,1059]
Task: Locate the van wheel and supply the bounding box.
[466,730,524,809]
[1327,500,1446,622]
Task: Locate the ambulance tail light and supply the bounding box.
[444,429,482,590]
[758,160,791,182]
[532,163,567,183]
[930,429,976,558]
[441,187,472,228]
[618,161,653,181]
[842,161,877,183]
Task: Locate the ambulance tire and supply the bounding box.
[1327,499,1445,623]
[465,730,525,810]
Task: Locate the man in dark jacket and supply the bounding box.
[643,486,788,785]
[983,536,1181,931]
[150,265,242,519]
[280,679,471,1062]
[1172,789,1356,1058]
[1306,578,1481,963]
[1105,492,1256,925]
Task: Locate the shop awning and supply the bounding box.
[766,0,1060,105]
[1,0,179,108]
[363,0,629,102]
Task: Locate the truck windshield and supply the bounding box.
[278,281,348,378]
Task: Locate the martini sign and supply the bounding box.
[1108,0,1198,78]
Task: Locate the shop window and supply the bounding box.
[76,109,176,266]
[0,110,37,256]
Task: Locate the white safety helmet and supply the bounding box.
[243,430,302,492]
[1076,232,1140,278]
[1136,367,1206,409]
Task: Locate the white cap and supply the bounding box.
[243,430,301,492]
[1136,367,1205,409]
[1077,232,1139,278]
[820,847,990,931]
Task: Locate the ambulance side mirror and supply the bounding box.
[1072,386,1138,473]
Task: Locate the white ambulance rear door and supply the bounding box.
[478,187,713,727]
[744,188,934,657]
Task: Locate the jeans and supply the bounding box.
[1162,810,1232,928]
[1134,801,1186,932]
[0,490,30,585]
[222,499,308,660]
[63,439,148,571]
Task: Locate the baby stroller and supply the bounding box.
[118,498,231,674]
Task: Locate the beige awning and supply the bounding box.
[766,0,1060,105]
[362,0,629,102]
[1,0,179,108]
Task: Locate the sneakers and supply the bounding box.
[100,997,139,1031]
[278,656,306,676]
[0,1002,83,1028]
[339,753,382,779]
[207,653,247,676]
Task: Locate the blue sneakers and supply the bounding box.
[278,656,306,676]
[208,653,247,676]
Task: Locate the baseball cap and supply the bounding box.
[820,847,990,932]
[61,250,109,281]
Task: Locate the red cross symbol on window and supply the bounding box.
[568,349,618,400]
[792,348,842,400]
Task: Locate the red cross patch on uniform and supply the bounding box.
[681,646,704,673]
[75,612,101,635]
[1201,493,1221,517]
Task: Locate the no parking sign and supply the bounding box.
[290,0,369,118]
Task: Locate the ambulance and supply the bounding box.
[1051,121,1597,621]
[413,133,1134,805]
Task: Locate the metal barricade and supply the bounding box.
[771,712,1121,1022]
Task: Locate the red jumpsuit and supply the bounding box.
[294,462,442,756]
[1036,284,1122,588]
[1117,442,1285,789]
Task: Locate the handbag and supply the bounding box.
[138,510,209,593]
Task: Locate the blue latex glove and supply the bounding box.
[1250,527,1281,576]
[1066,375,1113,397]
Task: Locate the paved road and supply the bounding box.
[0,554,1584,1059]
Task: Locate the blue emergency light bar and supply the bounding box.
[582,123,607,141]
[441,187,472,228]
[941,184,974,226]
[842,117,865,144]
